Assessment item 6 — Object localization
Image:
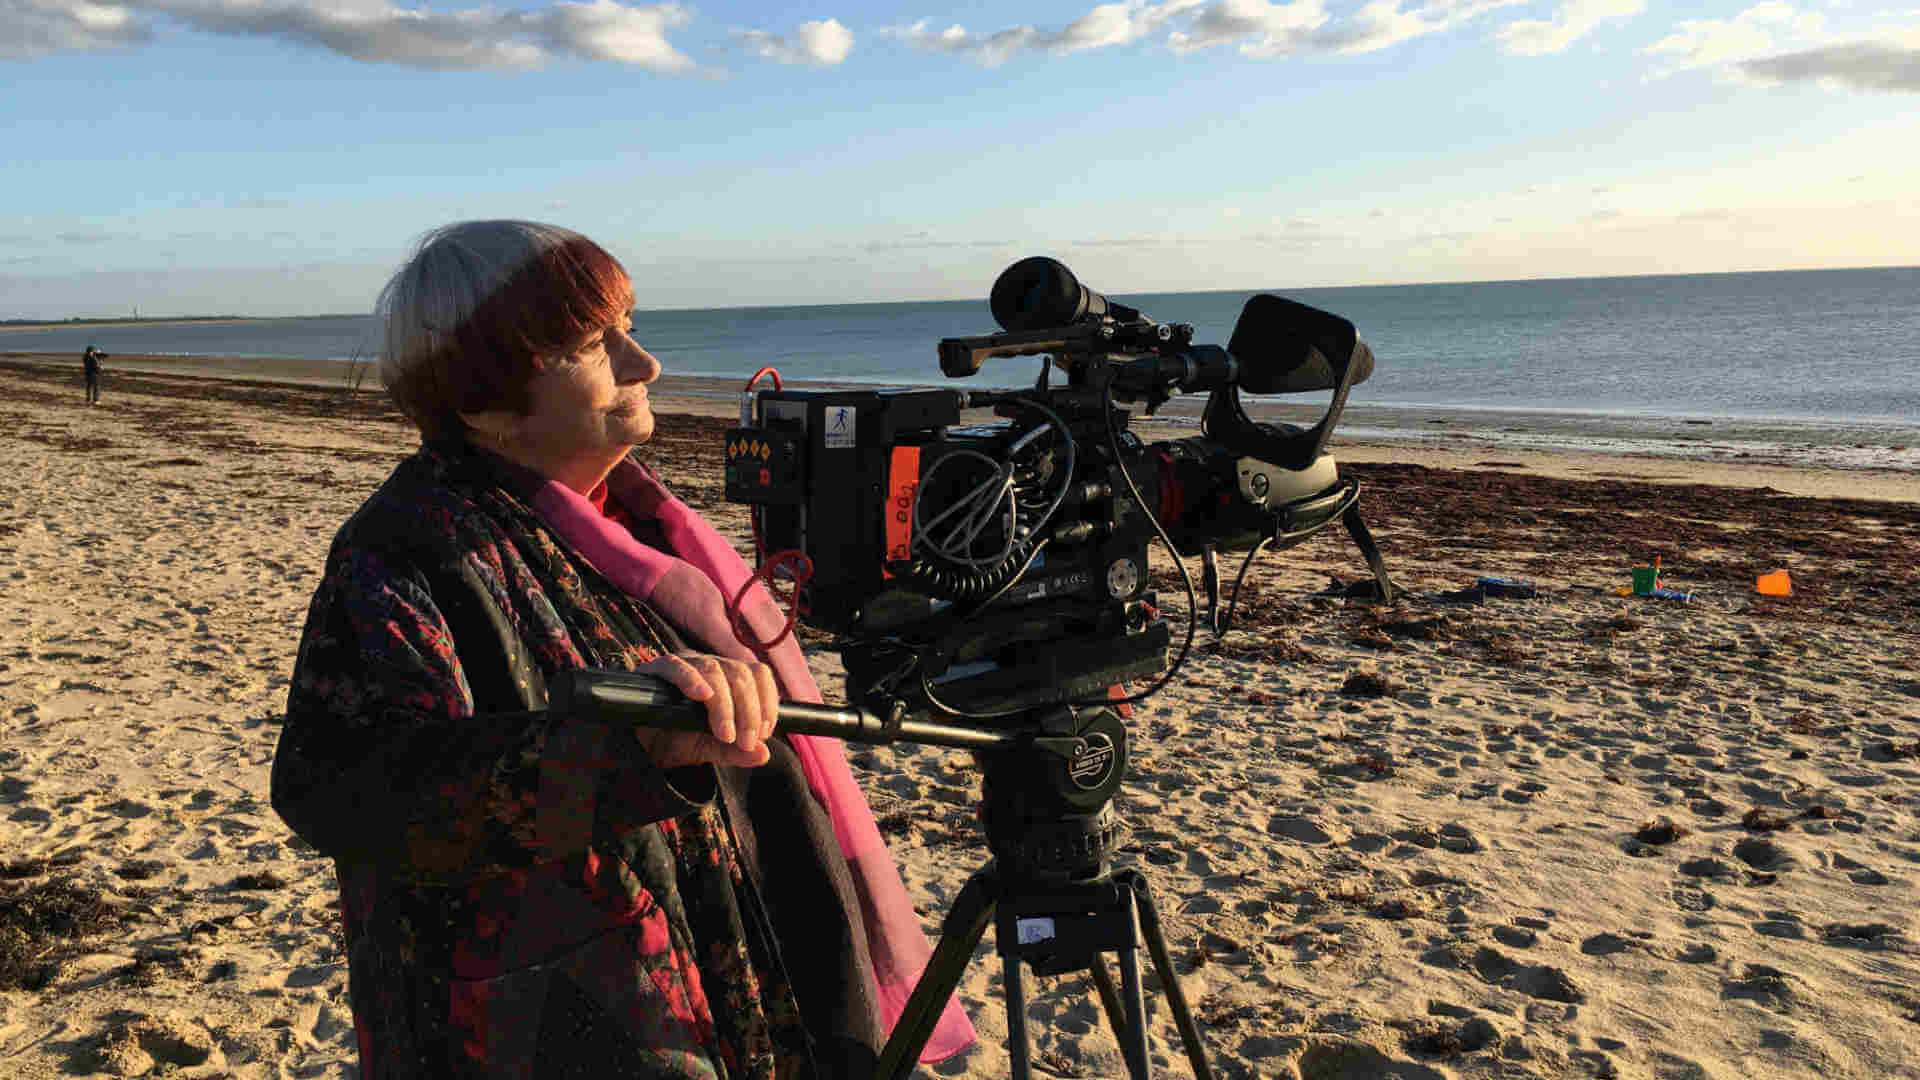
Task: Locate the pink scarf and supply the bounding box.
[530,459,975,1063]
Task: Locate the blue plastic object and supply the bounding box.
[1646,587,1692,601]
[1475,576,1537,599]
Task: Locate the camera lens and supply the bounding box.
[990,257,1102,331]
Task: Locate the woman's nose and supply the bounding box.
[611,331,660,383]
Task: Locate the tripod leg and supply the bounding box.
[1083,909,1153,1079]
[1342,501,1396,604]
[1118,870,1214,1080]
[1115,938,1152,1079]
[1003,952,1032,1080]
[1086,959,1125,1049]
[874,869,998,1080]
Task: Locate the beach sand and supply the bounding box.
[1,359,1917,1079]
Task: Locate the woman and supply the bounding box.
[271,221,973,1078]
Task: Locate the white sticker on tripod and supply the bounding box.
[1016,917,1057,945]
[824,406,858,448]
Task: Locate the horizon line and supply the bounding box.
[8,261,1916,325]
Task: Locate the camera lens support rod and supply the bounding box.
[551,669,1013,751]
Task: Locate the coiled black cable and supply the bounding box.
[884,396,1074,603]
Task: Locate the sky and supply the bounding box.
[3,0,1917,317]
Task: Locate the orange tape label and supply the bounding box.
[884,446,921,574]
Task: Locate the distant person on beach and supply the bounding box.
[271,220,971,1078]
[81,344,106,405]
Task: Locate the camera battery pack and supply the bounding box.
[724,426,804,504]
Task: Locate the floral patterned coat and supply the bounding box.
[272,440,883,1078]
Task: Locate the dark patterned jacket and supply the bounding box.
[272,440,882,1078]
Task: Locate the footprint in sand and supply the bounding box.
[1266,814,1342,846]
[1721,963,1798,1011]
[1831,853,1891,885]
[1678,856,1740,882]
[1491,925,1537,948]
[1467,946,1585,1003]
[1822,922,1908,950]
[1669,881,1716,912]
[67,1015,221,1076]
[1752,910,1806,940]
[1732,835,1799,873]
[1501,780,1548,804]
[1579,931,1650,956]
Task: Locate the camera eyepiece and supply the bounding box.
[990,256,1112,332]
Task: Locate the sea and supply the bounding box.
[7,266,1918,471]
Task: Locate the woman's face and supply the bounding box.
[495,297,662,488]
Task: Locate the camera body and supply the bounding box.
[726,379,1173,716]
[726,385,1166,627]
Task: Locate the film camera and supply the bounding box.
[722,255,1392,726]
[563,257,1393,1078]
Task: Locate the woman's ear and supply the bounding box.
[458,409,519,444]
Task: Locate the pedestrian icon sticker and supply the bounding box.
[824,406,857,449]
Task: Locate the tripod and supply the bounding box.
[871,707,1215,1080]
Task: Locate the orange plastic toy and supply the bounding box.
[1756,569,1792,596]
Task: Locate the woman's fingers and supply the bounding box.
[633,653,781,768]
[751,662,780,747]
[709,655,778,756]
[669,652,780,752]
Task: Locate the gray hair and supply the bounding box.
[374,220,630,439]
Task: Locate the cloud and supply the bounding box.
[1643,2,1917,91]
[1309,0,1529,55]
[1495,0,1645,56]
[882,20,1036,66]
[1735,37,1920,90]
[1243,225,1330,248]
[887,0,1529,64]
[886,1,1205,65]
[860,237,1009,251]
[1069,234,1170,247]
[1167,0,1327,56]
[527,0,694,68]
[1057,0,1207,50]
[1643,2,1826,73]
[734,17,853,65]
[0,0,150,58]
[2,0,697,69]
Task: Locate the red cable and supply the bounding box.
[728,550,813,656]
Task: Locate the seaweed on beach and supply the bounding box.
[0,877,130,991]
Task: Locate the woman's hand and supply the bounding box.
[630,652,779,769]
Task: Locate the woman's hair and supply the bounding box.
[377,220,632,440]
